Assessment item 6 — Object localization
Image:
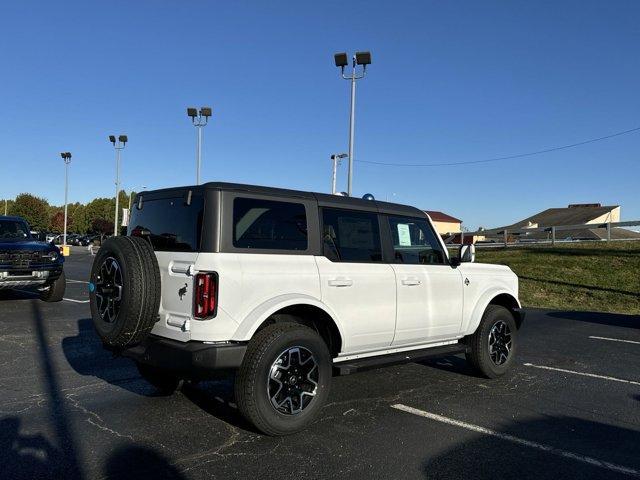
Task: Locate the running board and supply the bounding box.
[334,343,468,376]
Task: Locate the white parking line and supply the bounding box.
[14,289,89,304]
[589,336,640,346]
[524,363,640,386]
[67,279,89,284]
[63,298,90,304]
[391,404,640,477]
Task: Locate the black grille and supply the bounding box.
[0,250,53,269]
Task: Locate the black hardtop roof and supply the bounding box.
[0,216,27,222]
[139,182,426,218]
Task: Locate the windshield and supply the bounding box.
[0,219,31,241]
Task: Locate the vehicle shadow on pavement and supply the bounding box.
[547,310,640,329]
[102,444,188,480]
[61,319,255,432]
[0,289,39,302]
[416,355,475,377]
[421,415,640,479]
[181,378,260,434]
[61,318,155,396]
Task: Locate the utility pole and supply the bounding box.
[108,135,128,236]
[60,152,72,246]
[330,153,348,194]
[334,51,372,196]
[187,107,212,185]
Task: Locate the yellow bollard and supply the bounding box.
[60,245,70,256]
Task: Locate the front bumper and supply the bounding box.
[0,268,62,289]
[121,335,247,377]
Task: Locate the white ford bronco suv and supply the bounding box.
[89,182,523,435]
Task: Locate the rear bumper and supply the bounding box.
[121,335,247,377]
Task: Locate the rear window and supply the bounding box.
[128,196,203,252]
[233,197,308,250]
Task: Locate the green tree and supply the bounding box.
[48,206,64,232]
[91,218,114,236]
[11,194,50,231]
[50,211,67,233]
[85,197,115,230]
[71,203,89,234]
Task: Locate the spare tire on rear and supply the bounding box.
[89,236,161,349]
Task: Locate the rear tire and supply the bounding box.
[466,305,517,378]
[235,322,332,436]
[136,362,182,395]
[40,270,66,302]
[89,236,161,349]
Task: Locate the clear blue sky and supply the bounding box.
[1,0,639,229]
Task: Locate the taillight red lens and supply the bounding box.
[194,272,218,319]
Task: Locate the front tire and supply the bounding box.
[466,305,517,378]
[40,270,66,302]
[235,322,332,436]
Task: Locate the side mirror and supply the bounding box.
[459,244,476,263]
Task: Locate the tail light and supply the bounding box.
[194,272,218,319]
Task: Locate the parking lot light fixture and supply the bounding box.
[108,135,127,236]
[334,52,348,69]
[330,153,348,194]
[334,51,372,196]
[60,152,72,247]
[187,106,213,185]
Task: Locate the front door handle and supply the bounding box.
[328,278,353,287]
[401,278,422,286]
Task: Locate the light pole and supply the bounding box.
[330,153,348,194]
[334,51,372,197]
[60,152,72,246]
[187,107,212,185]
[109,135,127,236]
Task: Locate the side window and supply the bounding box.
[388,216,446,265]
[233,197,308,250]
[322,208,382,262]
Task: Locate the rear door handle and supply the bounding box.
[401,278,422,286]
[328,278,353,287]
[170,262,195,275]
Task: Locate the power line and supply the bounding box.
[356,126,640,167]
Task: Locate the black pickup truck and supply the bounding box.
[0,216,66,301]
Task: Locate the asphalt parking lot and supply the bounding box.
[0,247,638,480]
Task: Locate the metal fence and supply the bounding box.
[453,220,640,248]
